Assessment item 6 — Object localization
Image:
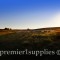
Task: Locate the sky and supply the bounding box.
[0,0,60,29]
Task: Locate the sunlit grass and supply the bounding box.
[0,29,60,50]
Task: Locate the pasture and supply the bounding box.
[0,29,60,51]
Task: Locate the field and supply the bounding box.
[0,28,60,51]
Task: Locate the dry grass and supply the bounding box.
[0,28,60,50]
[0,30,15,35]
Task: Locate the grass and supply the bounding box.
[0,30,60,50]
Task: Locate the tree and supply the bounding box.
[4,28,10,30]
